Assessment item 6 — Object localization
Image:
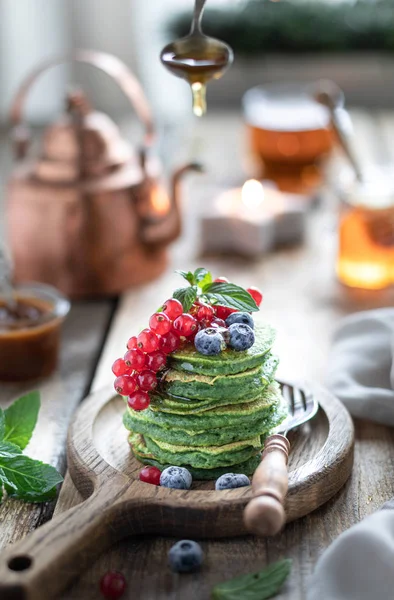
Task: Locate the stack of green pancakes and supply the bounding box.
[124,323,287,480]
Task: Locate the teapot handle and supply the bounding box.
[9,49,155,159]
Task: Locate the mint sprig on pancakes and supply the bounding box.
[112,269,264,411]
[174,268,259,313]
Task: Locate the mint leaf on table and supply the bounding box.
[204,283,259,312]
[0,408,4,440]
[0,441,63,502]
[173,286,198,312]
[212,559,292,600]
[0,393,63,503]
[3,391,40,450]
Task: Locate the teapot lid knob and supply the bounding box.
[66,89,92,116]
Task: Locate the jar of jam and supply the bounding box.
[337,172,394,290]
[0,282,70,381]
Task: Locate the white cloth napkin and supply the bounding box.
[307,309,394,600]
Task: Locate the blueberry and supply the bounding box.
[228,323,255,351]
[168,540,203,573]
[160,466,192,490]
[194,328,226,356]
[225,312,254,330]
[215,473,251,490]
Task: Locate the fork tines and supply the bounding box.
[280,382,310,415]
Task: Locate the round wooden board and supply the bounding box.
[68,379,355,537]
[0,380,355,600]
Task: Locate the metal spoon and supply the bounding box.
[314,81,364,183]
[160,0,234,117]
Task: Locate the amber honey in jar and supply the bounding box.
[337,175,394,290]
[0,283,70,381]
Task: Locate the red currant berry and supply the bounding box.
[215,306,237,320]
[199,319,212,329]
[111,358,130,377]
[146,350,167,372]
[126,336,138,350]
[114,374,138,396]
[247,287,263,307]
[136,370,157,392]
[139,466,161,486]
[128,390,150,411]
[173,313,198,337]
[211,318,226,328]
[188,324,201,343]
[124,349,146,371]
[137,328,160,353]
[189,302,200,316]
[162,298,183,321]
[197,303,215,322]
[160,331,181,354]
[214,277,229,283]
[100,571,126,600]
[149,312,172,335]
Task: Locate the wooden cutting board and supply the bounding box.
[0,380,354,600]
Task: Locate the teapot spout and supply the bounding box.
[141,162,203,246]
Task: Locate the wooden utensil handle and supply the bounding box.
[0,475,135,600]
[244,434,290,537]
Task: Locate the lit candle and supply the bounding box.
[201,179,306,256]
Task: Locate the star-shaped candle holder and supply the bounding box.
[201,180,307,257]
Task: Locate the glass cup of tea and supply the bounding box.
[242,83,338,194]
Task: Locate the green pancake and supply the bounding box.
[160,354,279,402]
[132,452,262,480]
[129,432,262,469]
[169,322,275,376]
[123,383,286,447]
[124,402,286,447]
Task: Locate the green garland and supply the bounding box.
[168,0,394,55]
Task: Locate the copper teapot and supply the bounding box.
[7,50,200,298]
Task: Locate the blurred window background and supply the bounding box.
[1,0,394,129]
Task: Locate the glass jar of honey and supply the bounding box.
[337,175,394,290]
[0,282,70,381]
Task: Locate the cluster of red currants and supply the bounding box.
[112,280,263,413]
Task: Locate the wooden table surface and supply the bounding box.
[1,110,394,599]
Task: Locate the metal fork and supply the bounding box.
[244,381,318,537]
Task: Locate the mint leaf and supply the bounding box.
[0,445,63,502]
[194,268,212,289]
[175,270,195,285]
[0,441,23,458]
[4,391,40,450]
[0,466,18,495]
[173,286,198,312]
[204,283,259,312]
[0,408,4,441]
[212,559,292,600]
[0,442,23,498]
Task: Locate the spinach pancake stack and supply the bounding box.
[123,323,287,479]
[112,269,287,481]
